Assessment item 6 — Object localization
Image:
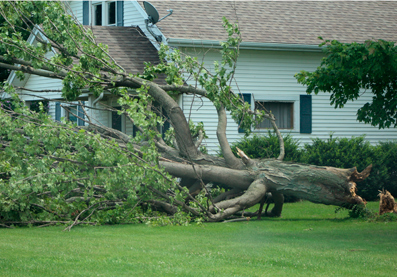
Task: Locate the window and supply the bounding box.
[66,105,78,123]
[238,94,310,134]
[255,101,294,129]
[111,107,122,131]
[92,1,116,26]
[107,2,116,25]
[61,103,85,126]
[93,4,102,25]
[84,1,122,26]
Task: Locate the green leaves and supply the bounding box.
[0,94,178,225]
[295,39,397,128]
[0,1,125,101]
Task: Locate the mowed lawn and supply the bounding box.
[0,201,396,276]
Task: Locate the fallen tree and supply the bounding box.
[0,1,371,229]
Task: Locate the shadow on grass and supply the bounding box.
[249,217,353,222]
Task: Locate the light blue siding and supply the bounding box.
[17,1,397,155]
[179,47,397,154]
[68,1,83,23]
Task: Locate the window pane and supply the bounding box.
[255,102,293,129]
[94,4,102,25]
[68,106,78,123]
[112,111,122,131]
[112,107,122,131]
[108,2,116,25]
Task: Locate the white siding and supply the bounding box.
[68,1,83,23]
[179,47,397,154]
[86,95,110,128]
[20,74,63,102]
[126,1,165,49]
[90,101,110,127]
[48,101,57,120]
[85,95,134,136]
[124,1,146,27]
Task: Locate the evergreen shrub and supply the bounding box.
[372,141,397,197]
[229,131,302,161]
[301,135,396,201]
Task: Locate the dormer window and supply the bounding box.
[107,2,116,25]
[93,4,102,25]
[92,1,116,26]
[83,1,123,26]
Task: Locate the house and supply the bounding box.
[7,1,397,154]
[7,24,163,137]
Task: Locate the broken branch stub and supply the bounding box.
[236,147,251,165]
[379,190,397,215]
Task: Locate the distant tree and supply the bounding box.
[295,39,397,129]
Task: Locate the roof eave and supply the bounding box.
[167,38,324,52]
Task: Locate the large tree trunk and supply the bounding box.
[159,153,370,220]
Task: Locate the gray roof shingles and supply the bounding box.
[86,26,161,74]
[144,1,397,45]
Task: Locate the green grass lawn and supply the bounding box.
[0,201,396,276]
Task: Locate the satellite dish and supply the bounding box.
[143,1,173,43]
[143,1,173,25]
[143,1,160,24]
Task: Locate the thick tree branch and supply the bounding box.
[209,179,267,221]
[194,129,204,149]
[160,161,255,189]
[14,86,62,93]
[270,118,285,161]
[212,188,243,203]
[146,83,199,159]
[0,62,65,79]
[216,104,244,169]
[159,84,208,97]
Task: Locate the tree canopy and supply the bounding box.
[295,39,397,129]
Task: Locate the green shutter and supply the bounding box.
[300,95,312,133]
[238,93,251,133]
[77,101,85,126]
[83,1,89,25]
[116,1,124,26]
[55,102,61,121]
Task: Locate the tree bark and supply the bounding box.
[160,151,371,219]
